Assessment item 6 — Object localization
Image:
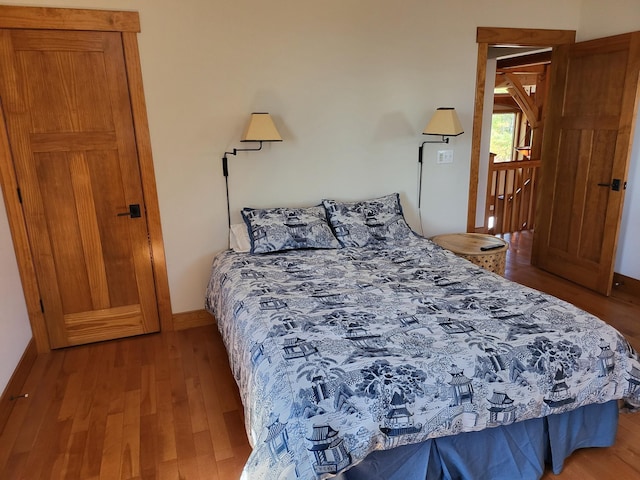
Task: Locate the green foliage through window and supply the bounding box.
[490,113,515,162]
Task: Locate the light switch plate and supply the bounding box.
[437,150,454,164]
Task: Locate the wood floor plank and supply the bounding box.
[194,333,235,462]
[139,414,158,479]
[99,412,124,480]
[121,389,141,479]
[23,415,72,480]
[157,459,179,480]
[193,429,218,479]
[58,371,83,421]
[154,378,177,463]
[61,430,88,480]
[186,377,208,434]
[1,230,639,479]
[205,331,244,414]
[139,364,157,416]
[196,453,220,480]
[169,360,198,463]
[80,342,117,479]
[176,456,200,480]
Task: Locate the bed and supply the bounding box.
[205,194,640,480]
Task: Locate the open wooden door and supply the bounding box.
[0,28,160,348]
[532,32,640,295]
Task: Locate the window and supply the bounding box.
[490,113,516,162]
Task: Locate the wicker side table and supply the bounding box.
[430,233,509,275]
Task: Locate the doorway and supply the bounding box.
[468,27,640,296]
[483,47,551,235]
[466,27,575,235]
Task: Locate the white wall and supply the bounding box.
[579,0,640,280]
[0,200,31,395]
[2,0,582,314]
[578,0,640,42]
[615,110,640,278]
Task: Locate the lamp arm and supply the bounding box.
[421,136,450,144]
[222,141,265,176]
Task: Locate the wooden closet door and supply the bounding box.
[0,29,159,348]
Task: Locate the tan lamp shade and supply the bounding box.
[423,107,464,137]
[241,112,283,142]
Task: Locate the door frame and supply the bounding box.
[466,27,576,233]
[0,6,172,352]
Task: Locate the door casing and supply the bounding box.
[467,27,577,234]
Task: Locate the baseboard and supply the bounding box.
[0,338,37,435]
[172,309,216,331]
[611,273,640,299]
[612,272,640,303]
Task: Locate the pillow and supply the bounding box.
[322,193,413,247]
[229,223,251,253]
[241,205,341,254]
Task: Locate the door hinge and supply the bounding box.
[17,187,22,204]
[39,299,44,313]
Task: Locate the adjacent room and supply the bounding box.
[1,0,639,479]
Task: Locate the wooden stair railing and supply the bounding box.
[484,155,541,234]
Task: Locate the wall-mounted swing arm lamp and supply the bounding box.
[222,112,283,228]
[417,107,464,208]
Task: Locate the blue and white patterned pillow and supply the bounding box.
[241,205,341,254]
[322,193,414,247]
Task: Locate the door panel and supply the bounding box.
[0,29,159,347]
[532,32,640,295]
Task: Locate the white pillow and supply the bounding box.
[230,223,251,253]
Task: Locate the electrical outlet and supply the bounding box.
[437,150,454,164]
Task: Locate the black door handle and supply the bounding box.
[597,179,621,191]
[117,204,141,218]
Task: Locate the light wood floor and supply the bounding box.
[1,230,640,479]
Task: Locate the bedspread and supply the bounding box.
[205,235,640,479]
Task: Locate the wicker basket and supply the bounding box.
[430,233,509,275]
[458,250,507,275]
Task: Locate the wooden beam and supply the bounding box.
[503,73,539,127]
[467,42,488,232]
[0,6,140,32]
[497,50,552,70]
[495,73,539,88]
[497,64,547,74]
[477,27,576,46]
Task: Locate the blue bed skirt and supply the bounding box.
[337,400,619,480]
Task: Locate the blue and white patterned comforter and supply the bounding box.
[205,235,640,479]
